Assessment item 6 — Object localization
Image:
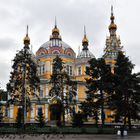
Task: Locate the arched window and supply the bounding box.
[52,50,60,54]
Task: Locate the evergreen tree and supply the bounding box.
[49,56,77,125]
[7,31,40,128]
[16,108,22,128]
[7,36,40,112]
[109,52,140,129]
[81,57,113,127]
[36,107,45,127]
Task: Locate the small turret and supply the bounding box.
[52,17,60,38]
[77,26,95,59]
[103,6,123,62]
[23,25,30,48]
[82,26,89,50]
[108,6,117,35]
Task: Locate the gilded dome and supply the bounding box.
[24,35,30,42]
[109,6,117,31]
[52,26,59,34]
[82,35,89,44]
[23,25,30,44]
[78,28,94,59]
[109,23,117,30]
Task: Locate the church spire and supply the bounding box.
[82,26,89,50]
[23,25,30,48]
[103,6,123,61]
[52,17,60,36]
[77,26,94,59]
[55,16,57,28]
[108,5,117,35]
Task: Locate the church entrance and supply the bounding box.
[49,96,63,122]
[49,103,62,121]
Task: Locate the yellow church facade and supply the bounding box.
[6,6,123,124]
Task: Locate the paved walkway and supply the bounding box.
[0,134,140,140]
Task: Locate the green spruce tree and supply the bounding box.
[49,56,77,125]
[81,57,113,127]
[109,52,140,129]
[7,29,40,128]
[7,31,40,112]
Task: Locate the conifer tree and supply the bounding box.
[109,52,140,129]
[7,47,40,109]
[81,57,113,127]
[36,107,45,127]
[49,56,77,125]
[7,29,40,128]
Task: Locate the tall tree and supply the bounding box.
[109,52,140,129]
[81,57,113,127]
[7,30,40,127]
[7,47,40,111]
[49,56,77,125]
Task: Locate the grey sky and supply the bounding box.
[0,0,140,89]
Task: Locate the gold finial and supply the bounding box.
[55,16,57,28]
[110,5,114,22]
[109,5,117,31]
[111,5,113,15]
[52,17,59,34]
[26,25,28,35]
[82,25,88,44]
[23,25,30,45]
[84,25,86,36]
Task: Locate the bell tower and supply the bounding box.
[103,6,123,67]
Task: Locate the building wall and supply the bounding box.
[7,55,115,123]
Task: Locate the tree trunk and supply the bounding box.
[100,89,105,127]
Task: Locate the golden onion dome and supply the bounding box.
[109,6,117,31]
[24,35,30,42]
[23,25,30,44]
[109,23,117,30]
[82,35,89,44]
[52,26,59,34]
[23,34,30,44]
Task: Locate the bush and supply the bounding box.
[72,111,83,127]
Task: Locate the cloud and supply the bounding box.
[0,61,11,89]
[126,43,140,69]
[0,0,140,89]
[0,38,17,51]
